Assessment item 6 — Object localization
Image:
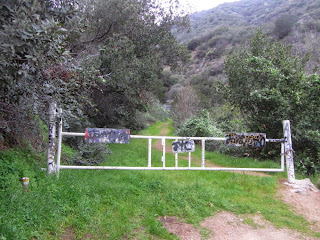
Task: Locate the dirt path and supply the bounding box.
[155,122,320,239]
[159,208,318,240]
[159,184,320,240]
[279,179,320,231]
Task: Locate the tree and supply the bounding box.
[0,0,80,147]
[73,0,190,128]
[171,85,201,124]
[224,30,320,174]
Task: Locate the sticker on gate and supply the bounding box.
[172,140,195,153]
[225,133,266,147]
[85,128,130,144]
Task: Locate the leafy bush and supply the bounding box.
[176,110,224,138]
[69,142,111,166]
[295,150,320,176]
[224,30,320,174]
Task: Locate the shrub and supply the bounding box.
[274,14,297,38]
[176,110,224,138]
[69,142,111,166]
[295,150,320,176]
[187,38,200,51]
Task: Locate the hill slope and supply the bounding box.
[170,0,320,109]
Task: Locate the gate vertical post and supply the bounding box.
[175,138,178,168]
[56,108,63,176]
[148,138,152,168]
[162,138,166,168]
[283,120,295,183]
[47,102,57,175]
[201,139,205,167]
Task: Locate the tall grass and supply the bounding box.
[0,121,319,239]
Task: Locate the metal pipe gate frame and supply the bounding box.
[47,104,296,183]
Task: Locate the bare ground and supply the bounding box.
[158,184,320,240]
[159,207,319,240]
[155,123,320,240]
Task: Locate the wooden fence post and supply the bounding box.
[47,102,56,175]
[283,120,295,183]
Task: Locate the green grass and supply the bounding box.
[0,121,319,239]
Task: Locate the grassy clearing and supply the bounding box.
[0,121,319,239]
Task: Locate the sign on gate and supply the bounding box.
[172,140,195,153]
[225,133,266,147]
[85,128,130,144]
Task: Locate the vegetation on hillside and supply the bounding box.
[224,30,320,175]
[170,0,320,175]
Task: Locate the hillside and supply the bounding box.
[170,0,320,108]
[176,0,320,42]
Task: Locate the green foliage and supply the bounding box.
[295,149,320,176]
[69,142,111,166]
[0,0,190,152]
[176,110,224,138]
[224,30,320,174]
[77,0,190,129]
[173,0,320,125]
[0,0,89,149]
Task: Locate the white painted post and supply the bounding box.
[188,152,191,168]
[175,138,178,168]
[201,139,205,167]
[46,102,56,175]
[283,120,295,183]
[281,142,285,171]
[148,138,152,168]
[56,108,63,176]
[162,138,166,168]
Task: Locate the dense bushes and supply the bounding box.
[0,0,190,154]
[274,14,297,39]
[224,30,320,175]
[176,111,224,138]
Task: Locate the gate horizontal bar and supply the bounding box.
[59,165,284,172]
[61,132,283,142]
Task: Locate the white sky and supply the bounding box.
[180,0,240,12]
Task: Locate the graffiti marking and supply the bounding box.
[225,133,266,147]
[172,140,195,153]
[85,128,130,144]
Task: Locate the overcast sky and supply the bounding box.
[180,0,240,12]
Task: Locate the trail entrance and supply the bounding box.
[46,103,295,182]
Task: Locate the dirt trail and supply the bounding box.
[155,123,320,239]
[159,185,320,240]
[159,208,319,240]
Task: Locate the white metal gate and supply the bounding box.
[46,104,295,183]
